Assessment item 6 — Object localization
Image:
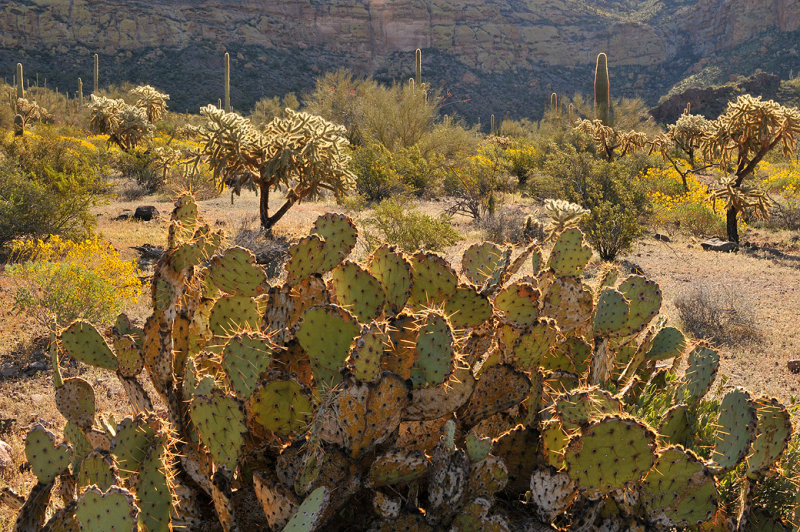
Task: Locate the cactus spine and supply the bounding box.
[93,53,99,94]
[594,52,610,125]
[15,63,23,99]
[415,48,422,85]
[224,52,231,112]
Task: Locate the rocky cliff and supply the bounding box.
[1,0,799,122]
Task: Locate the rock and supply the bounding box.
[788,360,800,374]
[133,206,159,221]
[0,439,12,471]
[654,233,670,242]
[700,238,738,252]
[114,209,133,221]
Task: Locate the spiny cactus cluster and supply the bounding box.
[12,195,796,531]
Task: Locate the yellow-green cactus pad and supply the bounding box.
[511,319,560,369]
[25,424,72,484]
[297,304,360,390]
[494,282,540,327]
[347,323,388,384]
[658,404,691,446]
[330,260,386,322]
[676,346,720,402]
[190,390,247,471]
[645,326,686,361]
[285,235,327,287]
[616,275,662,336]
[547,228,592,277]
[368,245,412,316]
[711,387,758,473]
[405,367,475,421]
[747,396,793,474]
[76,485,139,532]
[461,242,506,286]
[55,377,96,429]
[554,388,623,431]
[311,213,358,272]
[367,450,428,487]
[410,312,455,389]
[113,335,144,378]
[222,333,273,400]
[542,276,593,333]
[111,415,157,481]
[137,434,173,532]
[208,295,261,336]
[60,320,118,371]
[445,285,492,329]
[408,252,458,309]
[246,373,313,437]
[208,246,267,297]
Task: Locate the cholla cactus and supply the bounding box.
[543,199,589,240]
[709,175,772,221]
[131,85,169,122]
[88,95,154,151]
[575,119,648,161]
[650,106,713,191]
[193,106,355,230]
[14,98,53,128]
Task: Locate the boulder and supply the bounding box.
[700,238,738,252]
[0,439,12,471]
[133,206,159,221]
[788,360,800,374]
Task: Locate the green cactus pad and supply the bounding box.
[285,235,327,287]
[60,320,118,371]
[208,246,267,297]
[592,288,629,336]
[222,333,273,400]
[408,252,459,309]
[297,304,360,390]
[710,387,757,473]
[469,454,508,498]
[465,432,493,463]
[113,335,144,378]
[405,367,475,420]
[284,486,330,532]
[318,373,410,457]
[111,416,157,481]
[367,450,428,487]
[494,282,540,326]
[170,229,221,271]
[458,364,531,427]
[554,388,623,431]
[444,286,492,329]
[564,416,656,497]
[190,390,247,471]
[461,242,506,286]
[642,446,719,527]
[372,491,402,519]
[64,422,92,472]
[153,277,174,312]
[311,213,358,271]
[658,404,691,446]
[287,275,330,328]
[347,323,388,383]
[410,312,455,388]
[136,434,173,532]
[492,425,542,493]
[77,450,119,491]
[76,485,139,532]
[645,326,686,361]
[547,228,592,277]
[246,373,313,437]
[616,275,662,336]
[542,276,593,333]
[172,194,198,237]
[55,377,96,429]
[253,470,299,530]
[368,245,412,315]
[677,346,720,402]
[383,313,418,379]
[543,336,591,374]
[329,261,386,322]
[451,498,509,532]
[747,397,793,474]
[26,424,72,484]
[529,466,577,522]
[208,295,261,336]
[511,319,560,369]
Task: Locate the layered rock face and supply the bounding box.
[0,0,798,121]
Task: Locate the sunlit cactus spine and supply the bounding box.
[16,63,23,99]
[594,52,610,125]
[224,52,231,112]
[93,54,99,94]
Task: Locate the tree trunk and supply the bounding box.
[259,184,270,230]
[726,206,739,243]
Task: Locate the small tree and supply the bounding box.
[194,106,355,230]
[650,106,713,191]
[700,95,800,242]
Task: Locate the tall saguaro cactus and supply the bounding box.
[78,78,84,106]
[16,63,23,99]
[415,48,422,85]
[224,52,231,112]
[550,92,558,114]
[93,54,99,94]
[594,53,610,125]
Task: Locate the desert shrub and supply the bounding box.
[674,282,760,345]
[645,168,728,237]
[503,142,542,185]
[444,143,515,220]
[7,236,142,329]
[392,145,446,197]
[115,148,162,192]
[476,205,535,244]
[249,93,299,127]
[768,199,800,231]
[363,198,461,252]
[349,142,409,201]
[0,129,107,248]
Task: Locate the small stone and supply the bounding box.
[133,206,159,221]
[788,360,800,374]
[654,233,670,242]
[0,440,12,471]
[114,209,133,221]
[700,238,738,252]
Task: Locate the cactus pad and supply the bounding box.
[246,373,313,437]
[747,396,792,474]
[329,261,386,322]
[410,312,455,388]
[592,288,629,336]
[347,323,388,383]
[55,377,96,429]
[645,326,686,361]
[408,252,458,309]
[540,419,569,469]
[710,387,757,473]
[253,470,299,530]
[372,491,402,519]
[25,424,72,484]
[547,228,592,277]
[284,486,330,532]
[554,388,623,431]
[76,486,139,532]
[114,335,144,378]
[285,235,327,286]
[494,282,540,326]
[208,246,266,297]
[542,276,593,333]
[465,432,493,463]
[311,212,358,271]
[511,319,559,369]
[77,450,119,491]
[367,450,428,487]
[658,404,691,446]
[222,333,273,399]
[459,364,531,427]
[111,415,156,480]
[444,286,492,329]
[405,367,475,420]
[136,434,173,532]
[368,245,412,315]
[616,276,662,336]
[461,242,506,286]
[641,446,718,527]
[208,295,260,336]
[64,421,92,471]
[60,320,118,371]
[529,467,577,522]
[564,416,656,497]
[190,390,247,471]
[469,454,508,498]
[677,346,720,402]
[297,304,360,390]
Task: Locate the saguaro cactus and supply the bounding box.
[550,92,558,113]
[93,54,99,94]
[594,53,610,125]
[224,52,231,112]
[415,48,422,85]
[78,78,84,106]
[490,114,495,135]
[16,63,23,99]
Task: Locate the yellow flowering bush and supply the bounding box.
[758,160,800,198]
[7,236,143,329]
